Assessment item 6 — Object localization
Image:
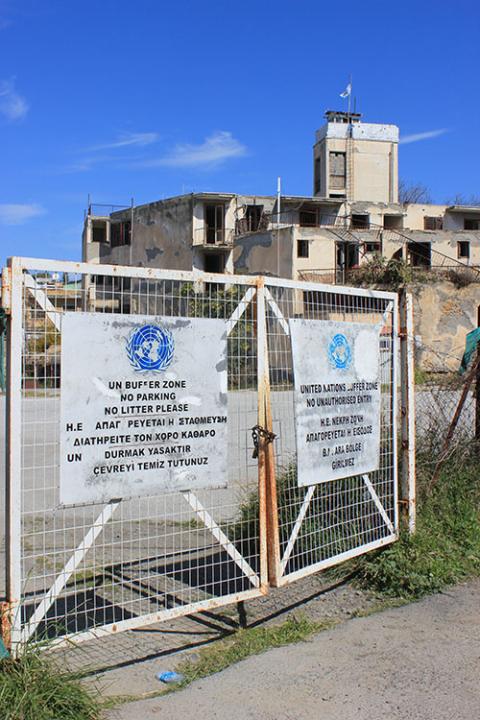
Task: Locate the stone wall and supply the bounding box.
[408,281,479,371]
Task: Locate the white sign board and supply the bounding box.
[60,313,228,505]
[290,319,381,487]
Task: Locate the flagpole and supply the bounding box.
[347,75,352,118]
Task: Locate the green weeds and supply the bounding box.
[354,455,480,599]
[0,646,101,720]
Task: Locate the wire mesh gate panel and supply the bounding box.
[3,258,266,650]
[2,258,402,652]
[263,278,399,586]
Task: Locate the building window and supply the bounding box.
[245,205,263,232]
[351,214,370,229]
[297,240,309,258]
[92,221,107,244]
[408,242,431,268]
[383,215,403,230]
[204,252,225,273]
[329,151,346,190]
[424,216,443,230]
[205,204,225,244]
[457,241,470,259]
[364,241,381,254]
[299,205,320,227]
[110,221,131,248]
[314,157,321,194]
[464,218,480,230]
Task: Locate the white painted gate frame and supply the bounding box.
[1,257,415,652]
[262,277,407,587]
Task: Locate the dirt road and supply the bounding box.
[107,580,480,720]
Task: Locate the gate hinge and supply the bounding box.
[1,267,11,315]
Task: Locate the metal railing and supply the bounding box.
[193,227,235,246]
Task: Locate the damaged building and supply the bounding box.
[82,110,480,282]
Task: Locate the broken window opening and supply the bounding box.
[205,204,225,244]
[329,152,346,190]
[297,240,309,258]
[203,252,226,273]
[383,215,403,230]
[314,157,321,194]
[457,241,470,259]
[351,214,370,229]
[110,221,131,248]
[424,216,443,231]
[92,221,107,244]
[407,242,431,268]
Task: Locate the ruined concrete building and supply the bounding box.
[82,110,480,283]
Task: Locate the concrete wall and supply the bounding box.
[293,227,336,276]
[409,281,479,371]
[353,140,398,204]
[100,196,194,270]
[314,124,398,204]
[232,228,293,277]
[404,203,446,229]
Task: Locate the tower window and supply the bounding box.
[329,152,346,190]
[314,157,321,194]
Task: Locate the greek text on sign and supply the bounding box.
[60,313,228,505]
[290,319,382,486]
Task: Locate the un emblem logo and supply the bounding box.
[126,324,175,372]
[328,333,352,370]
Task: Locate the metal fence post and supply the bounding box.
[399,289,416,533]
[2,260,23,652]
[256,278,280,587]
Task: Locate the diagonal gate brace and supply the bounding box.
[183,492,260,589]
[21,501,120,643]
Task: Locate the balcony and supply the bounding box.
[192,227,234,247]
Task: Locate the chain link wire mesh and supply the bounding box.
[414,344,478,481]
[2,260,405,654]
[263,281,398,584]
[10,263,265,648]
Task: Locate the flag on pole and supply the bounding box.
[340,82,352,99]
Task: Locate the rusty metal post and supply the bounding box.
[256,278,280,588]
[399,289,416,532]
[265,380,280,587]
[255,278,269,592]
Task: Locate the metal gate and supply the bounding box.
[0,258,404,652]
[261,278,399,586]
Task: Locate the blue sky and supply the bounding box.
[0,0,479,263]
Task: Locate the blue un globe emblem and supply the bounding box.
[126,324,175,372]
[328,333,352,370]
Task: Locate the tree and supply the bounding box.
[398,180,432,204]
[444,194,480,206]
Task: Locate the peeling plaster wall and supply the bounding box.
[99,196,194,270]
[233,228,293,277]
[408,281,479,371]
